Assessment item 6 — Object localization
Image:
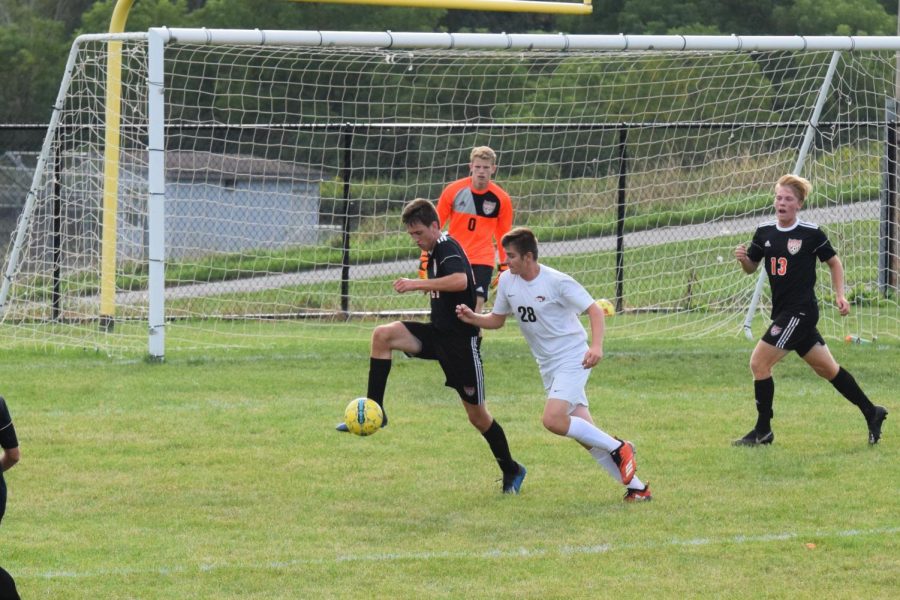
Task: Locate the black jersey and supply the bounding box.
[426,234,479,337]
[746,219,836,317]
[0,397,17,450]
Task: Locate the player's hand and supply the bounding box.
[393,278,419,294]
[836,296,851,316]
[417,251,428,279]
[582,346,603,369]
[734,244,748,262]
[455,304,475,323]
[491,263,509,289]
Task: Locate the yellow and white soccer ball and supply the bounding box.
[343,397,384,436]
[596,298,615,317]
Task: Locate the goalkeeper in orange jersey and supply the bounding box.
[418,146,514,315]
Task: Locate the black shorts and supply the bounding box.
[402,321,484,405]
[762,311,825,357]
[471,265,493,301]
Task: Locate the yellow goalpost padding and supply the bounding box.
[289,0,593,15]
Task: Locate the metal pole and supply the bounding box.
[52,128,62,321]
[340,127,354,316]
[615,127,627,312]
[885,120,898,294]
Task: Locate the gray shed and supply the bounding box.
[159,150,322,260]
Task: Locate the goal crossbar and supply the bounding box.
[155,28,900,52]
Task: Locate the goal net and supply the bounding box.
[1,30,898,357]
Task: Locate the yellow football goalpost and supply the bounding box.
[100,0,591,329]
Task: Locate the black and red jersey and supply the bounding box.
[746,219,836,317]
[426,234,479,337]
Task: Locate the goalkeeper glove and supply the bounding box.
[491,263,509,289]
[417,250,429,279]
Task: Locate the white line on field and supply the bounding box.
[16,525,899,580]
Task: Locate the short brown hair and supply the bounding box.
[776,174,812,204]
[470,146,497,165]
[401,198,439,228]
[502,227,538,261]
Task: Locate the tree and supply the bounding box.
[772,0,894,36]
[79,0,191,33]
[0,5,68,122]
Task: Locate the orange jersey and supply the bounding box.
[436,177,513,267]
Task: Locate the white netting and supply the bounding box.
[1,32,898,356]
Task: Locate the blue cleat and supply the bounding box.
[502,463,526,494]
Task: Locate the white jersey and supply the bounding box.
[492,265,595,370]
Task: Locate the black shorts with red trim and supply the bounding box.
[761,310,825,357]
[402,321,484,405]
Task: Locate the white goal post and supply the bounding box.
[1,29,899,358]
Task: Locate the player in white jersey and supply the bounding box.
[456,227,651,502]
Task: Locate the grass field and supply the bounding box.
[1,326,897,599]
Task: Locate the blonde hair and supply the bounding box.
[776,174,812,204]
[470,146,497,165]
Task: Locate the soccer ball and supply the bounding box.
[343,397,384,436]
[596,298,615,317]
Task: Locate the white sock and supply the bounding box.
[588,446,645,490]
[566,416,619,452]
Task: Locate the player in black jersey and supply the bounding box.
[337,198,526,494]
[1,396,21,599]
[0,396,20,525]
[733,174,887,446]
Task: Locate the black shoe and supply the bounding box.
[501,462,527,494]
[867,406,888,445]
[732,429,774,447]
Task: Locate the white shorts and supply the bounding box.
[541,362,590,411]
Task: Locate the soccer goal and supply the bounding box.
[1,29,899,357]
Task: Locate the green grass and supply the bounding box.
[1,330,897,598]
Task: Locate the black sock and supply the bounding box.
[830,367,875,420]
[754,377,774,433]
[366,357,392,419]
[481,419,517,474]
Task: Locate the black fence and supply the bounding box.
[2,120,897,317]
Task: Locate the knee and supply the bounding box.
[371,324,396,350]
[541,412,568,436]
[468,410,492,432]
[749,357,771,379]
[813,362,839,380]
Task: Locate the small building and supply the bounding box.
[157,150,322,260]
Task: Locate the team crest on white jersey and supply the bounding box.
[787,238,802,255]
[482,199,498,216]
[535,295,547,302]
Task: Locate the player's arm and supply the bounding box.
[734,243,759,274]
[0,400,19,472]
[582,302,605,369]
[456,304,507,329]
[394,272,467,294]
[436,188,452,228]
[494,186,514,267]
[825,255,850,316]
[1,445,20,472]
